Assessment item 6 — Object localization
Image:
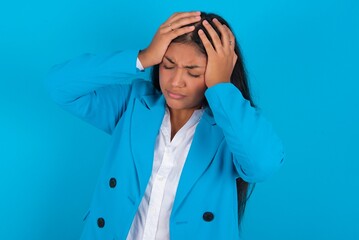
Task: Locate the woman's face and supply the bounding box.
[159,42,207,112]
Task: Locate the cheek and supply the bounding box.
[195,78,207,91]
[191,80,207,97]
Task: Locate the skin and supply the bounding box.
[138,11,237,140]
[159,42,207,139]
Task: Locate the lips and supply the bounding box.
[166,90,186,99]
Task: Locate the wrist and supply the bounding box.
[138,49,154,69]
[206,79,230,88]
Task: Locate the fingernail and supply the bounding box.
[203,20,208,25]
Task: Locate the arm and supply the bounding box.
[199,18,284,182]
[205,83,284,183]
[45,49,148,134]
[45,12,202,134]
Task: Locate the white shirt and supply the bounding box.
[126,107,204,240]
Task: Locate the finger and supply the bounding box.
[170,25,196,38]
[164,11,201,28]
[198,29,215,55]
[168,11,201,23]
[212,18,230,48]
[168,15,201,31]
[160,12,201,34]
[202,20,222,52]
[223,25,235,50]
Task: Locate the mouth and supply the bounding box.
[166,90,186,99]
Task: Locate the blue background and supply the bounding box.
[1,0,358,239]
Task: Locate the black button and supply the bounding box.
[97,217,105,228]
[109,178,117,188]
[203,212,214,222]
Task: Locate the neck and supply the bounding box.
[168,108,196,140]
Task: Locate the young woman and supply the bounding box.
[46,11,284,240]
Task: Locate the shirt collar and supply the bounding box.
[161,106,204,146]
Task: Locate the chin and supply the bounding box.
[165,99,201,111]
[165,100,186,110]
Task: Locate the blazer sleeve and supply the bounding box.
[205,83,285,183]
[45,49,150,134]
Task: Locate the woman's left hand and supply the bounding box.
[198,18,238,88]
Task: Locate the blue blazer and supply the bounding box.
[46,50,284,240]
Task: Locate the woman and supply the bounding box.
[46,11,284,240]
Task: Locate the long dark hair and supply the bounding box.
[151,12,256,226]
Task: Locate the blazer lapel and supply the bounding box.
[130,94,165,194]
[172,108,224,214]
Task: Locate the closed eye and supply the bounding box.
[188,72,200,78]
[163,64,175,70]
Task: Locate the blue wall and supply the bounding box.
[1,0,358,239]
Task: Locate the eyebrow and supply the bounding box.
[164,56,205,69]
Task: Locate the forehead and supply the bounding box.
[164,43,207,66]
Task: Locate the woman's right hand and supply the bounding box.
[138,11,201,68]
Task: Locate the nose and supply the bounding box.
[170,68,185,88]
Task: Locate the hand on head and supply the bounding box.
[138,11,201,69]
[198,18,238,87]
[139,11,238,88]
